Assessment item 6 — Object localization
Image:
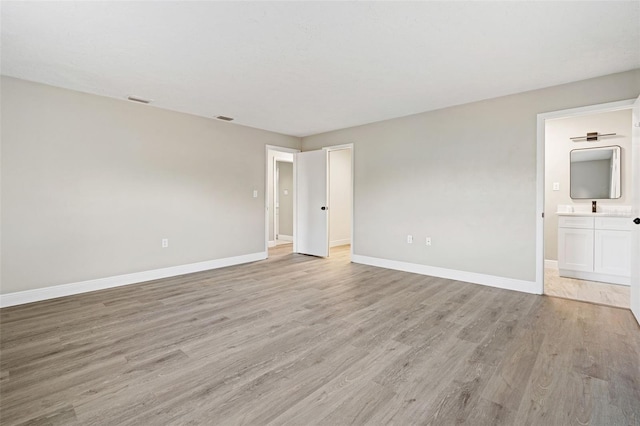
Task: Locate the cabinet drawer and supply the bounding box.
[595,217,633,231]
[558,216,594,229]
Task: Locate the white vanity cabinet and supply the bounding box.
[557,215,631,285]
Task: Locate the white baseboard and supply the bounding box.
[558,269,630,286]
[278,235,293,242]
[268,240,276,248]
[351,254,540,295]
[330,238,351,248]
[544,259,558,269]
[0,252,267,308]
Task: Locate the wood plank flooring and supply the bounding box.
[1,245,639,425]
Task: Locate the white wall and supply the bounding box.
[277,161,293,237]
[544,108,632,261]
[302,69,640,286]
[329,149,352,247]
[1,77,301,295]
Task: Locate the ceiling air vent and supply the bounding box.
[127,95,151,104]
[216,115,234,121]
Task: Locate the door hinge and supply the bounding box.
[542,212,544,218]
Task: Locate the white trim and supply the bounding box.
[544,259,558,269]
[536,98,636,296]
[0,252,267,308]
[323,144,353,152]
[278,234,293,242]
[268,240,276,248]
[265,144,299,153]
[330,238,351,247]
[352,254,540,295]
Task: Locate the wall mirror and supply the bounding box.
[570,145,621,199]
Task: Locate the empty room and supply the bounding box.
[1,2,639,425]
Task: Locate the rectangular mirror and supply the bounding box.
[570,145,621,199]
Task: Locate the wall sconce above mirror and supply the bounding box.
[570,145,621,199]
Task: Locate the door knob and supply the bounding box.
[634,218,640,225]
[321,206,327,210]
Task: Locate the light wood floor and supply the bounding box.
[1,245,639,425]
[544,268,631,309]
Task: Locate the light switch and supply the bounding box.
[284,189,289,196]
[553,182,560,191]
[253,190,258,198]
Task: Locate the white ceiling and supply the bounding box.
[2,2,639,137]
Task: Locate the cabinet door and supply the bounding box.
[594,230,631,277]
[558,228,594,272]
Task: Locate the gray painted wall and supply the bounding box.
[544,108,632,261]
[1,76,300,294]
[302,69,640,284]
[277,161,293,237]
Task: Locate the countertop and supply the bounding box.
[556,212,632,217]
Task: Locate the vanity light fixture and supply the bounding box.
[216,115,234,121]
[127,95,152,104]
[570,132,616,142]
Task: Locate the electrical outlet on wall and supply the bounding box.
[162,238,169,248]
[407,235,413,244]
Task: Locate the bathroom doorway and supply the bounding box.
[538,101,635,308]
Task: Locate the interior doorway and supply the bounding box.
[275,160,294,246]
[537,100,636,308]
[327,146,353,256]
[266,145,298,256]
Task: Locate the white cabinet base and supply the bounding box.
[558,269,630,286]
[557,215,631,287]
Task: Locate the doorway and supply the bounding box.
[537,100,636,308]
[266,145,298,256]
[274,160,294,246]
[327,146,353,257]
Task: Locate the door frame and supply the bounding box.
[265,145,299,254]
[536,98,636,295]
[323,143,355,260]
[274,161,279,241]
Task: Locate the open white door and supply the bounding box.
[631,95,640,325]
[295,150,329,257]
